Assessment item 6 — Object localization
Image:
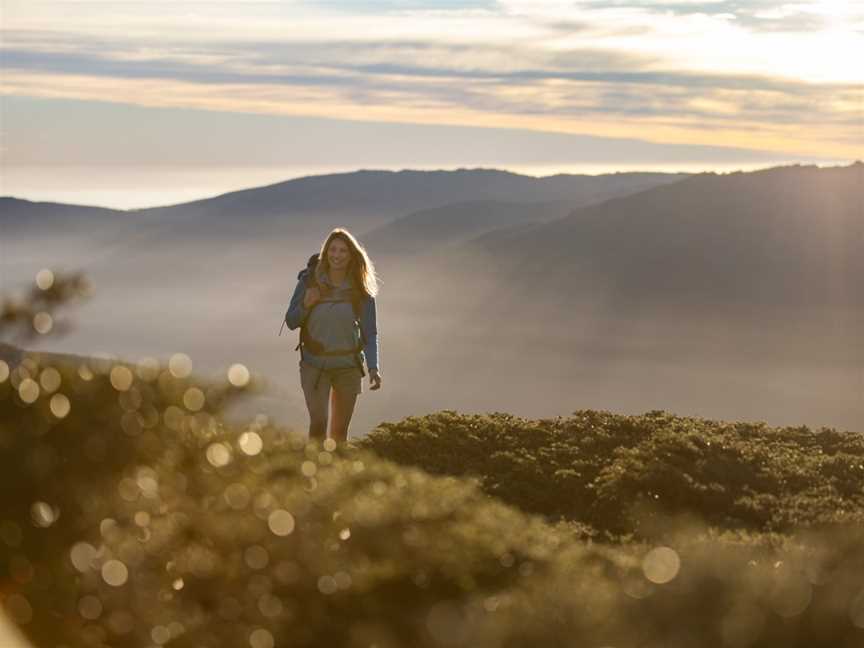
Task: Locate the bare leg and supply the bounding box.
[329,388,359,444]
[300,365,329,441]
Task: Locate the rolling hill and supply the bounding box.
[471,162,863,315]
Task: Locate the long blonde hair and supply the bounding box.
[315,228,379,298]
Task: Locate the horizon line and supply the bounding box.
[2,160,857,212]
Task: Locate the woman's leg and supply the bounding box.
[329,388,359,443]
[300,364,330,441]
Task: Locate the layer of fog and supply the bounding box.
[6,230,862,436]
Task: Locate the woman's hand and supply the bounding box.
[369,369,382,391]
[303,286,321,309]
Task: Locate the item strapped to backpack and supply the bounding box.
[279,253,367,388]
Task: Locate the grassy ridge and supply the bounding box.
[2,350,864,647]
[358,410,864,536]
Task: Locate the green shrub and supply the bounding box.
[359,410,864,534]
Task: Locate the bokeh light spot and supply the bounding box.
[50,393,71,419]
[268,509,295,537]
[78,364,94,381]
[118,478,140,502]
[224,483,251,510]
[100,518,119,539]
[35,269,54,290]
[30,501,57,528]
[206,443,232,468]
[70,542,98,572]
[169,353,193,378]
[183,387,205,412]
[39,367,61,392]
[0,360,9,383]
[18,378,40,404]
[642,547,681,584]
[258,594,283,618]
[136,357,160,382]
[151,625,171,645]
[78,595,103,620]
[137,473,159,498]
[228,363,251,387]
[249,628,274,648]
[110,366,134,392]
[102,559,129,586]
[239,431,263,456]
[317,575,338,594]
[33,312,53,335]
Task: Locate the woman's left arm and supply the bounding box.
[361,296,380,375]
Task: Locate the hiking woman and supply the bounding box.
[285,228,381,443]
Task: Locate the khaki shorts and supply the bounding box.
[299,361,363,396]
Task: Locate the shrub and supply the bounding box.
[359,410,864,534]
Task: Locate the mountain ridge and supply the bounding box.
[2,168,688,215]
[469,161,863,315]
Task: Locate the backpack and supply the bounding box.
[279,254,367,376]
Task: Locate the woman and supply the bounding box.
[285,228,381,443]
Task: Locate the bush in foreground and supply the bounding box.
[3,352,864,647]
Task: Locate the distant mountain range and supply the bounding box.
[469,162,863,317]
[2,168,686,245]
[0,197,126,233]
[361,200,569,257]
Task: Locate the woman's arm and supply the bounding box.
[285,278,309,330]
[361,296,379,373]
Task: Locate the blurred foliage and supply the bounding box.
[358,410,864,536]
[0,270,91,343]
[2,351,864,646]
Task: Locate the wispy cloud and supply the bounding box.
[1,1,861,160]
[508,0,862,29]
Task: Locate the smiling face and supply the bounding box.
[326,237,351,272]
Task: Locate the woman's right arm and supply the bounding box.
[285,279,308,330]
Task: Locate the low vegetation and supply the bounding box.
[2,351,864,647]
[2,272,864,647]
[358,409,864,537]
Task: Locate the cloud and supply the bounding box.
[302,0,499,10]
[1,33,856,102]
[556,1,854,33]
[1,0,861,160]
[1,32,859,165]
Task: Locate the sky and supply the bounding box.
[1,0,862,208]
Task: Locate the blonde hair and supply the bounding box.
[316,228,379,298]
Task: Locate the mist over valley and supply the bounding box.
[3,164,861,434]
